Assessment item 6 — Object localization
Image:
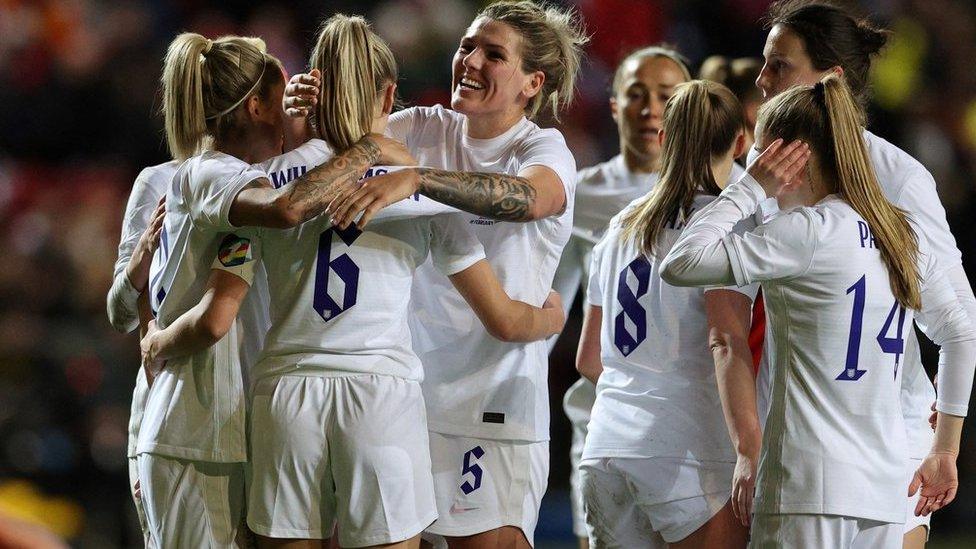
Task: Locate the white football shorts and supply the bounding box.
[749,513,902,548]
[424,432,549,546]
[137,453,246,549]
[246,374,436,547]
[579,456,733,546]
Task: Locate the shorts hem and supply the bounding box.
[425,516,529,540]
[248,513,437,546]
[658,494,730,543]
[247,521,328,540]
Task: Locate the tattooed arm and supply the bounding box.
[229,134,410,229]
[330,164,567,229]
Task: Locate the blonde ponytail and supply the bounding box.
[310,14,398,151]
[161,33,283,160]
[820,76,920,309]
[620,80,744,257]
[756,75,920,309]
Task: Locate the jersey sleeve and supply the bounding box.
[586,235,609,307]
[210,230,262,286]
[429,213,486,276]
[517,130,578,205]
[914,235,976,417]
[892,165,963,269]
[107,166,169,332]
[187,156,267,232]
[704,213,760,301]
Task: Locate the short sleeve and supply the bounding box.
[429,213,486,276]
[586,237,609,306]
[892,165,963,269]
[187,155,266,232]
[517,129,578,201]
[723,208,820,286]
[210,230,262,286]
[386,107,420,147]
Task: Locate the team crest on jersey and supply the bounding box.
[218,234,252,267]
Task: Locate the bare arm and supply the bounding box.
[575,305,603,384]
[448,259,564,342]
[228,135,382,229]
[706,289,761,526]
[141,270,250,365]
[329,165,568,229]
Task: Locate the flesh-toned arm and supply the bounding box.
[706,289,761,526]
[575,305,603,384]
[448,259,564,343]
[141,270,250,366]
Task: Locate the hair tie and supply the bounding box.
[206,52,268,120]
[203,39,214,54]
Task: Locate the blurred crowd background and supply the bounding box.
[0,0,974,547]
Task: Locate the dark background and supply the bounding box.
[0,0,974,546]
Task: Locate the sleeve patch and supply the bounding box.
[218,234,253,267]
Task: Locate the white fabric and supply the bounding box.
[582,194,753,462]
[137,454,246,549]
[246,374,436,544]
[661,173,975,522]
[425,432,548,546]
[127,456,152,547]
[563,378,596,538]
[139,152,267,462]
[389,105,578,441]
[250,158,485,383]
[748,131,976,457]
[108,162,179,458]
[749,513,903,549]
[579,457,731,545]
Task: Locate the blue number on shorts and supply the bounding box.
[614,256,652,356]
[838,275,908,381]
[460,446,485,495]
[313,225,362,322]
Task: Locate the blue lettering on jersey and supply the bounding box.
[857,220,877,249]
[269,165,308,189]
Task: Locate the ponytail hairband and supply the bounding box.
[205,52,268,120]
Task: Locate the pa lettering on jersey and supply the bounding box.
[270,165,308,189]
[857,220,878,249]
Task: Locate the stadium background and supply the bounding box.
[0,0,974,546]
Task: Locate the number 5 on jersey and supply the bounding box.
[313,226,362,321]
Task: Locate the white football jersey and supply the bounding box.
[582,194,747,461]
[249,151,486,383]
[110,161,179,458]
[748,130,966,458]
[140,151,269,462]
[696,177,966,523]
[388,105,578,441]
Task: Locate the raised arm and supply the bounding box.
[706,289,761,526]
[107,177,167,333]
[448,260,564,342]
[228,134,414,229]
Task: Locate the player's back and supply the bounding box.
[754,196,911,523]
[584,194,734,462]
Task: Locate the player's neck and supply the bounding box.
[215,135,279,165]
[464,109,524,139]
[621,145,659,174]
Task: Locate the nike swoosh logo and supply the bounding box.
[449,502,480,514]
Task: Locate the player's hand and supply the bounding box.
[746,139,810,198]
[370,134,416,166]
[543,290,565,336]
[731,451,758,526]
[909,452,959,516]
[328,168,420,230]
[140,320,166,386]
[283,69,320,118]
[126,197,166,292]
